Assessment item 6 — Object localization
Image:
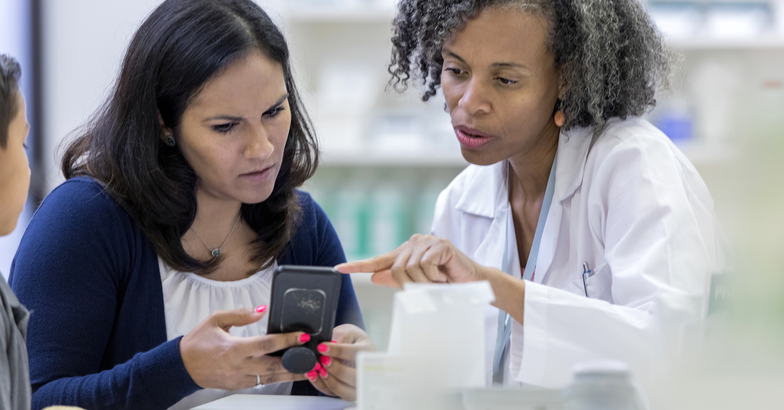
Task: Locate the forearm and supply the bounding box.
[477,266,526,325]
[31,338,198,410]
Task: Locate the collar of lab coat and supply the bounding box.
[454,125,594,219]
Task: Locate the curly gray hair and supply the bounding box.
[388,0,673,134]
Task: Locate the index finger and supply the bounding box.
[236,331,307,357]
[318,341,354,361]
[335,251,398,274]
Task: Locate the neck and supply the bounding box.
[508,124,559,201]
[190,189,243,244]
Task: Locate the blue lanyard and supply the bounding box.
[492,153,557,385]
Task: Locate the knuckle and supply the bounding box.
[391,259,405,273]
[258,338,275,352]
[266,359,280,373]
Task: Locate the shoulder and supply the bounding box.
[280,190,343,266]
[293,190,327,231]
[591,117,686,164]
[20,177,141,266]
[36,177,130,225]
[586,117,697,180]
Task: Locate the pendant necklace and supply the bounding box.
[191,213,242,258]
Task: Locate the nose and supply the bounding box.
[457,77,492,116]
[243,124,275,159]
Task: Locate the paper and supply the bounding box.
[358,282,495,410]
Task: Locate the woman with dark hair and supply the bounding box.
[339,0,725,389]
[10,1,370,408]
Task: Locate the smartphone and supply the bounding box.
[266,265,342,373]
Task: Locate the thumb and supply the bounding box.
[211,306,266,331]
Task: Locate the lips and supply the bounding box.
[455,126,494,149]
[239,165,274,183]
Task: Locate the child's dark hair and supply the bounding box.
[0,54,22,149]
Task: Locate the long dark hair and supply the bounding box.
[62,0,319,274]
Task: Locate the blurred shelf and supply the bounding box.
[668,36,784,50]
[675,141,737,165]
[319,142,733,167]
[284,5,395,23]
[320,146,469,167]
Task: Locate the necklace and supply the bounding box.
[191,213,242,258]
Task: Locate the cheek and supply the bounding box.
[441,77,460,110]
[272,116,292,155]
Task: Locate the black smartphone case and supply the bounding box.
[266,265,342,374]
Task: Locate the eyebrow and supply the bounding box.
[442,49,530,71]
[203,93,289,122]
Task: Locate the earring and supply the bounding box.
[554,110,565,127]
[165,135,176,147]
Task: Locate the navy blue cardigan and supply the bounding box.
[10,177,363,410]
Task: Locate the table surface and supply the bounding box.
[191,394,356,410]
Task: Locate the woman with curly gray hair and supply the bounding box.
[339,0,725,389]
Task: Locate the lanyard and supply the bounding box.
[492,153,557,385]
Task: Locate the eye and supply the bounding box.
[496,77,518,85]
[213,122,238,134]
[444,67,464,76]
[263,106,285,119]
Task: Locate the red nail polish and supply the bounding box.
[320,356,331,367]
[309,375,317,382]
[331,340,337,344]
[313,363,322,371]
[307,370,317,379]
[318,367,328,378]
[317,343,328,353]
[256,305,267,313]
[299,334,311,343]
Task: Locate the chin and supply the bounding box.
[240,188,276,205]
[460,148,503,167]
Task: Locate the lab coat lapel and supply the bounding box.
[455,162,509,270]
[534,127,593,281]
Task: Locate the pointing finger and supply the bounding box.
[335,250,399,274]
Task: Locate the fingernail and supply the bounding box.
[256,305,267,313]
[317,343,328,353]
[299,334,311,343]
[320,356,332,367]
[307,370,317,381]
[313,363,322,371]
[331,340,337,344]
[318,367,328,378]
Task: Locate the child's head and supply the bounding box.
[0,54,30,236]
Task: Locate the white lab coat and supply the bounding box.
[431,117,725,389]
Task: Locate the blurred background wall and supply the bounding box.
[1,0,782,407]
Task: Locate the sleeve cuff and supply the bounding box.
[135,336,201,405]
[511,280,549,386]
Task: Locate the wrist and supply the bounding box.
[475,265,501,283]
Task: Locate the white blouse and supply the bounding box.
[159,257,292,410]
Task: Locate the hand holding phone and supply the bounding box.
[266,265,342,374]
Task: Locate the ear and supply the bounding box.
[158,112,174,143]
